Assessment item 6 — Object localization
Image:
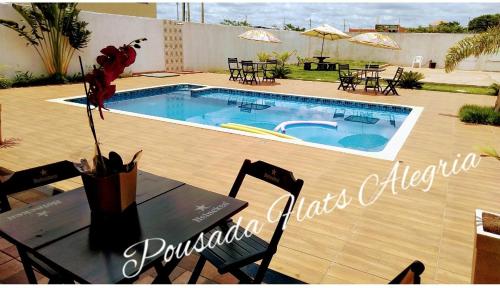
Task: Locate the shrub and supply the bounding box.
[399,71,425,89]
[11,71,83,88]
[459,104,500,125]
[272,50,296,66]
[272,65,291,79]
[256,52,271,62]
[12,71,34,87]
[0,77,11,89]
[490,83,500,96]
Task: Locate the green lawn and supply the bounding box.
[421,82,495,96]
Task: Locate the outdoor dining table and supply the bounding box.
[351,67,386,93]
[240,61,269,71]
[313,56,329,63]
[0,170,248,284]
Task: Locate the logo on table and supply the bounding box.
[192,201,229,223]
[7,200,62,221]
[263,169,280,184]
[195,204,209,213]
[32,169,58,184]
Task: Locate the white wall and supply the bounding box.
[182,22,500,72]
[0,4,165,78]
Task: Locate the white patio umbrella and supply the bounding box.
[238,29,281,43]
[301,24,351,57]
[348,32,401,50]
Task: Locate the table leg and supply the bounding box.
[152,256,183,284]
[17,247,38,284]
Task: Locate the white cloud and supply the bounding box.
[157,2,500,29]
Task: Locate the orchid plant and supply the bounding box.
[79,38,146,177]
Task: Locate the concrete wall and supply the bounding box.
[0,4,165,78]
[182,22,500,72]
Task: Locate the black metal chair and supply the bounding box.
[382,67,404,96]
[364,64,381,93]
[389,260,425,284]
[262,60,277,82]
[228,58,242,81]
[240,61,259,85]
[188,159,304,284]
[0,160,81,283]
[338,64,358,91]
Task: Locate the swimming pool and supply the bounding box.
[52,83,423,160]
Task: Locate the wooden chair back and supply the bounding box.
[228,58,240,70]
[241,61,256,73]
[228,159,303,250]
[0,161,81,213]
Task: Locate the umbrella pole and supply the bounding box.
[320,36,325,58]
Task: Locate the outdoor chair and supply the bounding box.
[0,160,81,283]
[240,61,259,85]
[411,56,423,68]
[228,58,242,81]
[262,60,277,82]
[188,159,304,284]
[389,260,425,284]
[338,64,358,91]
[382,67,404,95]
[363,64,381,93]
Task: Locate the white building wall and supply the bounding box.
[181,22,500,72]
[0,4,165,78]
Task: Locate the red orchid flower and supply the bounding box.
[85,39,145,119]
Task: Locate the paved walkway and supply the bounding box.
[0,74,498,283]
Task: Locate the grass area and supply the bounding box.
[208,62,498,97]
[209,60,385,83]
[421,82,495,96]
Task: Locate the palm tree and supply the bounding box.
[445,25,500,112]
[0,3,91,78]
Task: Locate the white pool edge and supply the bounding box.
[48,83,424,161]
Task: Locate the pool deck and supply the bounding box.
[0,73,499,283]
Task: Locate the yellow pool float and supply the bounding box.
[220,123,300,141]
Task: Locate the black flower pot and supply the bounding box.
[81,163,138,216]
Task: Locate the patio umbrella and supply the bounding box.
[301,24,351,57]
[238,29,281,43]
[348,32,401,50]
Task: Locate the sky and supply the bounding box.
[157,2,500,30]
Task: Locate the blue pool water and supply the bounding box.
[68,84,412,152]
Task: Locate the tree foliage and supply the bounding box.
[407,21,466,33]
[445,25,500,112]
[283,23,305,32]
[220,19,251,26]
[0,3,91,77]
[468,14,500,33]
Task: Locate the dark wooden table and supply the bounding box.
[351,67,386,93]
[313,56,329,63]
[0,170,248,284]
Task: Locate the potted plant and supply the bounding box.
[472,146,500,283]
[428,60,437,69]
[78,38,146,217]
